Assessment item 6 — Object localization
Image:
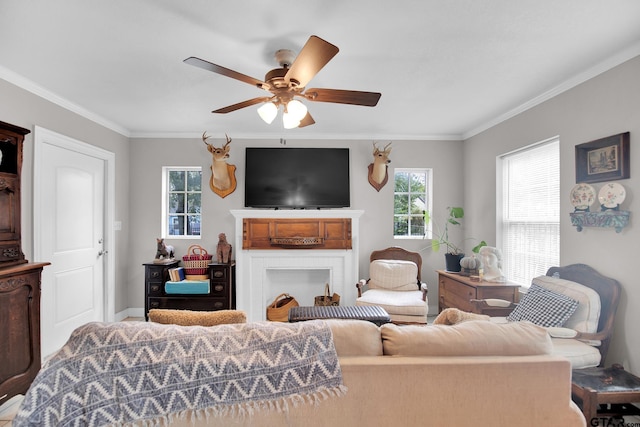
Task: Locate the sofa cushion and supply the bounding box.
[368,259,418,291]
[326,319,383,357]
[530,275,601,334]
[550,337,601,368]
[356,289,426,316]
[381,320,552,357]
[507,283,579,327]
[148,309,246,326]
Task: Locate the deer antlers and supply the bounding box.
[372,141,392,154]
[202,132,231,150]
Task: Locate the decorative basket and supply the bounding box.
[266,293,299,322]
[182,245,212,275]
[314,283,340,307]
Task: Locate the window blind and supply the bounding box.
[500,139,560,286]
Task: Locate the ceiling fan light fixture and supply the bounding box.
[186,35,380,129]
[286,99,308,122]
[257,102,278,124]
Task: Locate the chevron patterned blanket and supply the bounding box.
[14,320,345,427]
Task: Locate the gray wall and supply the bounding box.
[128,137,463,314]
[464,55,640,370]
[0,78,131,313]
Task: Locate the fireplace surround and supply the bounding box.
[231,210,363,321]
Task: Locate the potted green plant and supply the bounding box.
[424,207,486,272]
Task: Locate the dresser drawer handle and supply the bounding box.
[214,285,224,292]
[214,302,224,309]
[213,271,223,278]
[150,271,161,279]
[150,285,160,292]
[150,301,160,308]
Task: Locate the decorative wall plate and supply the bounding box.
[570,183,596,210]
[598,182,626,208]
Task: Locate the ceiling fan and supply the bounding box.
[184,35,381,129]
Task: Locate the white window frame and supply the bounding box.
[162,166,202,239]
[497,137,560,287]
[393,168,433,239]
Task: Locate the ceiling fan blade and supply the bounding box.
[212,97,272,114]
[304,88,381,106]
[184,56,266,88]
[298,112,315,128]
[284,36,339,88]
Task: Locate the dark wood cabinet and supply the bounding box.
[143,260,179,321]
[0,121,30,267]
[0,263,49,406]
[144,261,235,321]
[0,121,48,405]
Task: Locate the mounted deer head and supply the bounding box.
[368,141,392,191]
[202,132,237,197]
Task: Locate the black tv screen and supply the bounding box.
[245,147,350,208]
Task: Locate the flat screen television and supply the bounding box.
[245,147,350,208]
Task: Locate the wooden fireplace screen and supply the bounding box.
[242,218,352,250]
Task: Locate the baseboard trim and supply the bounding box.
[114,307,144,321]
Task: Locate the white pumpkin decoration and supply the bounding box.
[460,255,482,271]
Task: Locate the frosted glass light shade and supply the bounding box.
[257,102,278,124]
[282,112,300,129]
[286,100,307,121]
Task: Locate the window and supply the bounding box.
[162,167,202,238]
[394,168,432,238]
[498,138,559,286]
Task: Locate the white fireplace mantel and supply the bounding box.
[231,209,363,321]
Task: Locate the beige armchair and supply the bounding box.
[471,263,621,368]
[356,247,428,324]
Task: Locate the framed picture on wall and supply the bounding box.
[575,132,630,183]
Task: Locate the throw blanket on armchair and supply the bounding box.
[14,320,345,427]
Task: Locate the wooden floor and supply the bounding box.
[0,395,21,426]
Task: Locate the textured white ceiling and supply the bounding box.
[1,0,639,140]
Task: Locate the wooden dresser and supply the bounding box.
[0,121,49,405]
[144,261,236,320]
[437,270,520,316]
[0,262,49,406]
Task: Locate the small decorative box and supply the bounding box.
[165,280,210,295]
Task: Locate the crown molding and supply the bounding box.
[128,131,463,141]
[462,41,640,140]
[0,65,131,137]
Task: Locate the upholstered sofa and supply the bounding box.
[15,319,585,427]
[169,319,584,427]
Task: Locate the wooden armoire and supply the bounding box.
[0,121,49,406]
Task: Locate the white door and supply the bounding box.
[34,128,109,358]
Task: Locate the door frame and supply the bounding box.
[33,126,115,322]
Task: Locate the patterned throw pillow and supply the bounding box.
[507,283,579,327]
